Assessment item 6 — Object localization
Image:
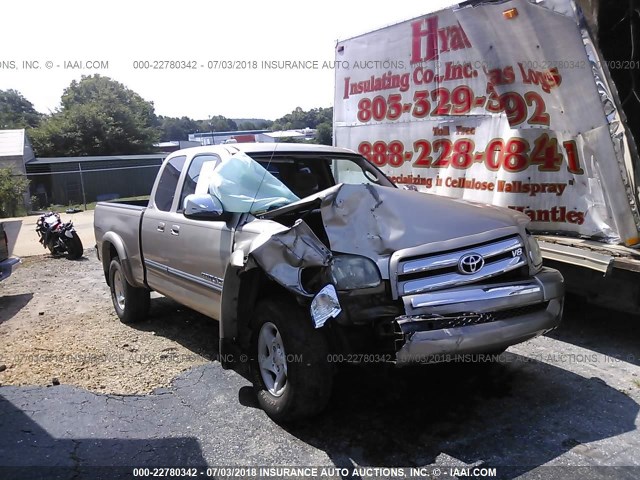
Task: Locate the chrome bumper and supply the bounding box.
[0,256,21,282]
[395,268,564,364]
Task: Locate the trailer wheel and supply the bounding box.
[250,298,332,423]
[109,257,149,324]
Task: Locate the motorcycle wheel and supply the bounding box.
[66,232,84,259]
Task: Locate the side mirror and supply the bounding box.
[183,194,225,220]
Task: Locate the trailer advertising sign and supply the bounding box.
[334,0,640,244]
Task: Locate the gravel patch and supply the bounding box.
[0,249,218,394]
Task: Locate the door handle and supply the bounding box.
[170,225,180,236]
[157,222,165,232]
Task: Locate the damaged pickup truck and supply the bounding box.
[94,143,564,421]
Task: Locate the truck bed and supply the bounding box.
[94,201,146,287]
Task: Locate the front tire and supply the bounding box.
[66,232,84,259]
[109,258,150,324]
[251,298,333,423]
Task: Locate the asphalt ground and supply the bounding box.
[1,212,639,480]
[1,297,639,480]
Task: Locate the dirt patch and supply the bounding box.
[0,250,219,394]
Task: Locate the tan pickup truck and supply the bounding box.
[94,143,564,422]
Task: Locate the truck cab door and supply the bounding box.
[141,154,187,298]
[160,153,233,320]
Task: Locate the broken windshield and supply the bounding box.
[209,152,300,214]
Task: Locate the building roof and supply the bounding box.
[0,129,26,157]
[166,142,356,157]
[190,129,269,138]
[28,154,166,165]
[262,130,315,139]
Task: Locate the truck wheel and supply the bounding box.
[251,299,333,422]
[109,258,149,324]
[66,232,84,259]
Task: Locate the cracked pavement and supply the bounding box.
[2,302,640,480]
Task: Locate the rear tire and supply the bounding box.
[109,257,150,324]
[66,232,84,259]
[250,298,333,423]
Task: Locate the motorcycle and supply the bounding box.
[36,212,84,260]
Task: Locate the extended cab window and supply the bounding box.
[154,155,186,211]
[178,154,221,211]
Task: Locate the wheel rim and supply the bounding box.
[257,322,288,397]
[113,270,126,311]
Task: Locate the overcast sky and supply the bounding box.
[1,0,458,120]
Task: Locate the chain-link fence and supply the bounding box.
[25,156,165,210]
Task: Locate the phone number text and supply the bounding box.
[359,134,584,174]
[357,86,550,127]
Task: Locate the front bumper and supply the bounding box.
[395,268,564,364]
[0,256,21,282]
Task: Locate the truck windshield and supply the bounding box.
[247,152,395,200]
[209,151,395,214]
[209,152,300,214]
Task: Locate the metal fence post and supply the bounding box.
[78,162,87,210]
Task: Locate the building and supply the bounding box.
[189,128,317,145]
[0,129,36,210]
[256,128,317,143]
[154,140,201,153]
[189,130,270,145]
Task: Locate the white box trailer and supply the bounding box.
[334,0,640,313]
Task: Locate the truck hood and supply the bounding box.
[318,183,529,256]
[266,183,529,256]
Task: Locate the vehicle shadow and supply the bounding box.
[547,294,640,367]
[45,254,90,262]
[0,293,33,324]
[0,393,207,479]
[282,356,638,479]
[119,297,639,477]
[129,296,220,362]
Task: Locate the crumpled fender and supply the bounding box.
[246,219,332,296]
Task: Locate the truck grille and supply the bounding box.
[395,235,527,296]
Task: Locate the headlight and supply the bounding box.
[330,255,381,290]
[527,233,543,270]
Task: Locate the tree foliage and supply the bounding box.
[271,107,332,131]
[198,115,238,133]
[30,75,159,156]
[159,116,201,141]
[272,106,333,145]
[0,168,29,217]
[0,89,42,129]
[235,118,272,130]
[315,122,333,146]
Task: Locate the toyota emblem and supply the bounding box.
[458,253,485,275]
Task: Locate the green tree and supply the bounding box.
[272,106,332,131]
[0,89,42,129]
[159,116,200,141]
[315,122,333,146]
[0,168,29,217]
[237,121,257,130]
[30,75,159,156]
[198,115,238,133]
